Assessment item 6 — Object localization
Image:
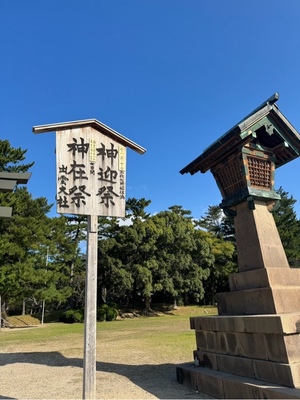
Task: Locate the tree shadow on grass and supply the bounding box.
[0,351,199,399]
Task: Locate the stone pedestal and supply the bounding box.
[176,199,300,398]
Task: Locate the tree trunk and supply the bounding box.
[22,299,26,315]
[143,295,152,314]
[1,301,8,319]
[101,287,107,304]
[70,261,74,284]
[184,292,189,306]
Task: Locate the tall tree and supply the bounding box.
[0,188,53,313]
[0,140,82,314]
[153,206,210,306]
[97,198,153,307]
[198,205,235,241]
[200,230,236,304]
[0,140,35,316]
[0,139,34,172]
[273,187,300,268]
[198,205,224,238]
[117,217,160,311]
[97,201,216,310]
[125,197,151,220]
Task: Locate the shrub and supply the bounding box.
[60,308,84,323]
[106,307,118,321]
[60,304,118,324]
[97,307,106,322]
[97,303,118,322]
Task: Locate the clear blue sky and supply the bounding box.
[1,0,300,218]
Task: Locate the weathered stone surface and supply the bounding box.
[178,199,300,394]
[234,200,290,272]
[192,315,300,371]
[217,287,300,315]
[176,363,300,399]
[194,349,300,387]
[176,363,226,398]
[254,358,300,388]
[194,330,294,363]
[229,268,300,291]
[191,313,300,335]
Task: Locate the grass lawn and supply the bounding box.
[0,305,217,363]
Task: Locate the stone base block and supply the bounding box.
[191,313,300,335]
[195,330,299,364]
[176,363,300,399]
[191,314,300,365]
[229,268,300,292]
[217,287,300,315]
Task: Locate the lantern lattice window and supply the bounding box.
[247,156,271,189]
[213,156,244,197]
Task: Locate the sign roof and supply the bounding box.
[33,118,146,155]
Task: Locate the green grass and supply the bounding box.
[0,306,217,362]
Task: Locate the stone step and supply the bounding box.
[176,362,300,399]
[194,349,300,387]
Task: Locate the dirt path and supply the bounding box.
[0,327,213,399]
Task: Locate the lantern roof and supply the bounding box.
[180,93,300,175]
[33,118,146,155]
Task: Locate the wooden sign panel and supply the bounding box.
[56,126,126,217]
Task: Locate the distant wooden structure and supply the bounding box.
[178,94,300,399]
[0,171,31,331]
[33,119,145,400]
[0,172,31,218]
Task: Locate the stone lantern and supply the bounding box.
[177,94,300,398]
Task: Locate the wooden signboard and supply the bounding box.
[56,127,127,217]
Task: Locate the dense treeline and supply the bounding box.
[0,140,300,317]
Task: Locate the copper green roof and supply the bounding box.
[180,93,300,175]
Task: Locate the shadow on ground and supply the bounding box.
[0,351,198,399]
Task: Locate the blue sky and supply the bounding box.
[1,0,300,218]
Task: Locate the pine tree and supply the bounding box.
[0,139,34,172]
[273,187,300,268]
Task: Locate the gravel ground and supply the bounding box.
[0,327,213,400]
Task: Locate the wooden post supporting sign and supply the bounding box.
[33,119,145,399]
[83,214,98,399]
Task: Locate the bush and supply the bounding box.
[97,307,106,322]
[59,304,119,324]
[60,308,84,323]
[97,304,118,322]
[106,307,118,321]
